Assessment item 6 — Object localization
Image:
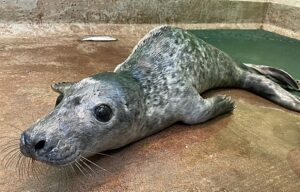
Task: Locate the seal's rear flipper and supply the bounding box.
[243,63,299,91]
[242,72,300,112]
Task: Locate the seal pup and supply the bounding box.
[19,26,300,166]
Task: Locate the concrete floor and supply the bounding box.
[0,26,299,192]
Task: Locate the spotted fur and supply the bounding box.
[20,26,299,166]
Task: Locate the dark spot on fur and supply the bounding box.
[73,97,81,106]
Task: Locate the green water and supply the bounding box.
[189,29,300,95]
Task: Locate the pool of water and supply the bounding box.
[190,29,300,95]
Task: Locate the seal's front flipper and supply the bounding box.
[181,95,235,125]
[243,63,299,91]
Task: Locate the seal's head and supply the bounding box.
[19,72,144,166]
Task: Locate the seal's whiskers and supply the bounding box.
[79,149,114,158]
[0,135,45,182]
[78,159,92,176]
[16,153,24,179]
[4,148,20,168]
[79,157,97,175]
[80,155,111,173]
[18,155,29,180]
[69,163,77,176]
[31,159,41,182]
[74,159,88,177]
[0,137,20,168]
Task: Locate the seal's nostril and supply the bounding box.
[34,140,46,151]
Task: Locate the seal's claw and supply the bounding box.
[215,95,235,113]
[180,94,235,125]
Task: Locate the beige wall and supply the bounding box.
[0,0,299,37]
[264,3,300,32]
[0,0,267,24]
[230,0,300,8]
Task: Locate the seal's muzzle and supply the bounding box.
[20,131,55,159]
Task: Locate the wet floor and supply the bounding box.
[0,26,299,192]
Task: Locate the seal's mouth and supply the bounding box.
[36,150,81,167]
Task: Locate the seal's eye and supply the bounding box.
[55,94,64,107]
[94,104,112,122]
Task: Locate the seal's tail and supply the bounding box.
[241,63,300,112]
[243,63,299,91]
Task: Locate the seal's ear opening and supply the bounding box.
[51,82,76,94]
